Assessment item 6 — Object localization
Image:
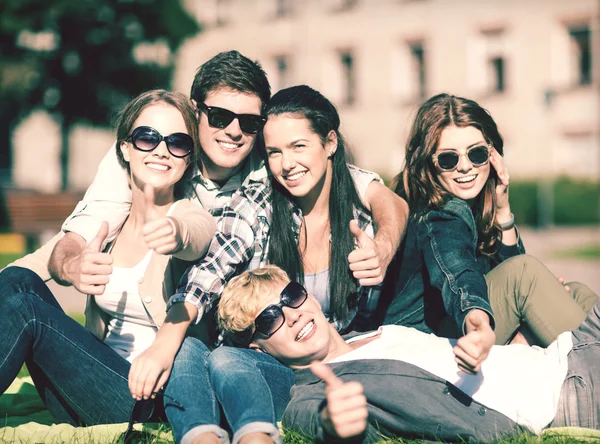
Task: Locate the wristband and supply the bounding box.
[498,213,515,231]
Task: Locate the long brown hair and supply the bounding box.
[393,93,504,255]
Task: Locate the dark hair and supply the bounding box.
[265,85,366,322]
[113,89,199,194]
[394,93,504,255]
[190,50,271,112]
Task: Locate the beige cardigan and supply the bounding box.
[84,199,217,344]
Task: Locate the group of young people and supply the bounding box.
[0,50,598,444]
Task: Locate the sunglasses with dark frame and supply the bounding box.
[198,102,266,134]
[121,389,183,444]
[127,126,194,158]
[252,281,309,339]
[432,145,490,171]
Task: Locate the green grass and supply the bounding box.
[282,428,598,443]
[0,253,21,269]
[553,244,600,260]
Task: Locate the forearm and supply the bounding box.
[367,182,409,268]
[48,232,87,285]
[153,302,198,355]
[171,204,217,261]
[496,207,517,246]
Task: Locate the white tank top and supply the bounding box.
[94,249,157,362]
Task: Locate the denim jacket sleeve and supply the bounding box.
[488,226,526,269]
[418,200,495,333]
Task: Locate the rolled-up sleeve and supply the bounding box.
[419,202,495,333]
[61,143,131,243]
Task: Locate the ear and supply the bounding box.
[325,130,338,158]
[119,140,131,163]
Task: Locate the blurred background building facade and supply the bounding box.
[180,0,599,182]
[1,0,599,301]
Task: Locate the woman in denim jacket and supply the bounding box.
[383,93,597,373]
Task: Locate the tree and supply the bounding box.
[0,0,200,189]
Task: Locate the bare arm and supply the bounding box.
[366,181,409,270]
[48,223,112,294]
[129,301,198,399]
[348,181,409,286]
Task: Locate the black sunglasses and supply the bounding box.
[433,145,490,171]
[121,389,183,444]
[199,103,266,134]
[253,281,308,339]
[127,126,194,158]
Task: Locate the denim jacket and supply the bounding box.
[383,197,525,335]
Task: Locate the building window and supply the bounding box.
[329,0,359,11]
[267,55,290,92]
[340,51,356,105]
[569,24,592,85]
[391,40,426,104]
[410,41,426,100]
[467,28,508,96]
[276,0,293,18]
[489,55,505,93]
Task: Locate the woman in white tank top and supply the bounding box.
[0,90,225,442]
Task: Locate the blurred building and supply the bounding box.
[178,0,599,180]
[10,0,599,196]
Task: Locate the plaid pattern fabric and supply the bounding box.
[168,166,381,333]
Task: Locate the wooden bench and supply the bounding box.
[4,189,84,235]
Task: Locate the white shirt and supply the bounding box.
[331,325,573,433]
[94,249,157,362]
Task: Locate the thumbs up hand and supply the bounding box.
[67,221,113,295]
[142,185,181,255]
[311,362,368,439]
[347,220,385,286]
[453,309,495,375]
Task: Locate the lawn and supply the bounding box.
[553,244,600,260]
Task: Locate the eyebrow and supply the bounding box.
[438,140,487,151]
[265,138,310,151]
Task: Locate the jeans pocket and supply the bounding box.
[555,374,595,428]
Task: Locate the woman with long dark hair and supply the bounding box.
[166,85,406,443]
[383,93,597,374]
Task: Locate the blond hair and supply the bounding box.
[219,266,290,345]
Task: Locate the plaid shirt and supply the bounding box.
[168,165,382,333]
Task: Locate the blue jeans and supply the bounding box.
[0,267,225,443]
[208,346,295,444]
[551,299,600,428]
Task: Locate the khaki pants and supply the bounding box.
[488,254,598,346]
[439,254,598,346]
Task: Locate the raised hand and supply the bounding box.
[311,361,368,439]
[64,221,113,295]
[488,147,510,214]
[142,184,181,255]
[453,309,495,375]
[347,220,385,286]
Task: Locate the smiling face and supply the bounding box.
[434,125,491,201]
[250,281,337,369]
[197,87,263,182]
[120,104,191,193]
[264,114,336,204]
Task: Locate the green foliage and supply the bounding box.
[0,0,200,186]
[510,178,599,226]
